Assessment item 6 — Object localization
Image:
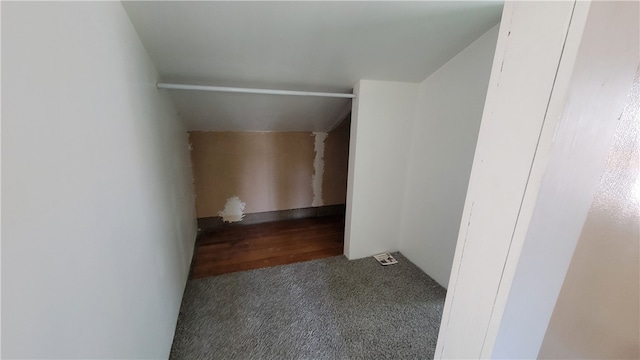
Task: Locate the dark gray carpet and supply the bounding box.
[170,252,446,359]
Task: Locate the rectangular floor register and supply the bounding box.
[374,252,398,266]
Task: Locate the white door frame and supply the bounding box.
[435,1,639,358]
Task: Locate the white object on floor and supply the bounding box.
[374,252,398,266]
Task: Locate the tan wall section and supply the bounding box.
[190,132,314,217]
[190,128,350,218]
[322,117,351,206]
[538,71,640,359]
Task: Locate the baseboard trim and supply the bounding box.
[197,204,346,235]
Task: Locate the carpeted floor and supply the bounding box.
[170,252,446,359]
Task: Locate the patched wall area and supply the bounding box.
[189,119,350,221]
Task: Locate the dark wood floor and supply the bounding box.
[190,215,345,279]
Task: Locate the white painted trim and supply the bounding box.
[480,1,591,356]
[436,1,640,358]
[435,2,579,358]
[344,81,362,259]
[491,1,639,356]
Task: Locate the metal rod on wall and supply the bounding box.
[156,83,356,99]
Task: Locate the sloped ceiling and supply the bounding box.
[123,1,503,132]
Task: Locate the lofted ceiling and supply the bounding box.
[123,1,503,132]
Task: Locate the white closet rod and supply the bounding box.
[156,83,356,99]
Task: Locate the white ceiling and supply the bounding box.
[123,1,503,132]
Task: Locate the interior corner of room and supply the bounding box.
[2,1,638,359]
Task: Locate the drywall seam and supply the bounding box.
[219,196,246,222]
[312,132,328,207]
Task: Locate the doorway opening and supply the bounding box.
[189,113,352,278]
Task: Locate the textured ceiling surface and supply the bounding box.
[123,1,503,131]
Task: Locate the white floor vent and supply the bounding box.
[374,252,398,266]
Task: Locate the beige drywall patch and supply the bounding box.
[312,132,328,207]
[219,196,246,222]
[189,131,317,217]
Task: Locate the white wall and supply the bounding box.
[345,27,500,264]
[345,80,419,259]
[398,25,499,288]
[538,69,639,360]
[2,2,197,358]
[434,2,578,358]
[435,1,639,358]
[491,1,639,357]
